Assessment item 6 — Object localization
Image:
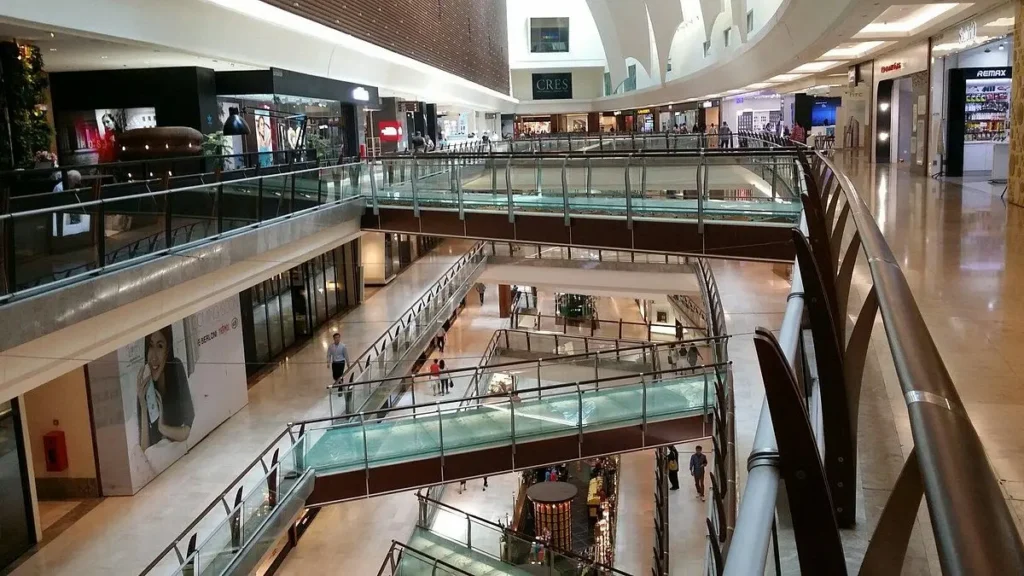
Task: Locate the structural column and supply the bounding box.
[1010,1,1024,205]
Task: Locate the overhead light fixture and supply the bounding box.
[769,73,806,83]
[49,48,57,52]
[985,17,1014,28]
[879,102,890,112]
[101,55,108,59]
[223,106,251,136]
[792,61,842,74]
[858,4,960,35]
[878,132,889,142]
[821,41,885,60]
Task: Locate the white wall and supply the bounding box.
[506,0,607,69]
[720,94,783,129]
[24,368,97,481]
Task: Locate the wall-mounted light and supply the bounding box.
[878,132,890,142]
[879,102,890,112]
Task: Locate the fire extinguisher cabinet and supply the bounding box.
[43,430,68,472]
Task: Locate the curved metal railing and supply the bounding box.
[720,148,1024,574]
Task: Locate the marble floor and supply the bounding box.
[9,239,478,576]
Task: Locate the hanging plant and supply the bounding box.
[0,41,53,170]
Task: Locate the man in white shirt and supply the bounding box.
[327,333,350,382]
[328,333,352,412]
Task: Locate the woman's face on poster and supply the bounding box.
[147,331,169,383]
[102,114,117,133]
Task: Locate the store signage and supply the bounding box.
[532,73,573,100]
[701,100,714,108]
[378,120,404,143]
[959,20,977,44]
[636,109,652,114]
[965,67,1012,79]
[351,87,370,102]
[881,62,903,74]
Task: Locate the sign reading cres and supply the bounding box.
[532,72,573,100]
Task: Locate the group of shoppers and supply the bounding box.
[666,444,708,501]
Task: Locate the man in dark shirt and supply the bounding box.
[689,445,708,501]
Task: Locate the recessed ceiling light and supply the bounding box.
[792,61,841,73]
[101,56,108,59]
[49,32,55,38]
[49,48,57,52]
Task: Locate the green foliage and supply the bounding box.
[201,132,227,156]
[0,42,52,170]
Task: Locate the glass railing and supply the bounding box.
[329,332,726,417]
[365,150,803,226]
[484,241,695,266]
[0,161,366,302]
[415,494,630,575]
[332,242,487,417]
[376,540,475,576]
[304,367,718,479]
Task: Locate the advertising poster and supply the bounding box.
[254,108,274,167]
[218,101,244,170]
[89,296,248,494]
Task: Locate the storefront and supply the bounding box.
[721,93,783,133]
[872,41,931,174]
[239,238,362,377]
[362,233,442,286]
[216,68,380,162]
[0,400,35,569]
[599,113,617,132]
[516,115,553,136]
[929,4,1015,178]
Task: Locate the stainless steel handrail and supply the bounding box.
[724,147,1024,574]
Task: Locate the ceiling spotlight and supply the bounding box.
[101,55,108,59]
[49,32,55,38]
[49,48,57,52]
[879,102,890,112]
[878,132,890,142]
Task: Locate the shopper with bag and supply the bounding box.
[666,445,680,490]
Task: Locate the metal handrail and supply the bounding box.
[376,541,476,576]
[724,146,1024,574]
[327,330,687,392]
[815,154,1024,572]
[337,241,486,385]
[415,492,632,575]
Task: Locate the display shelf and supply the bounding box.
[965,83,1010,143]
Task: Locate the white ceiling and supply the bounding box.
[0,21,256,72]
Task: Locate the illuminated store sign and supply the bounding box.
[880,62,903,74]
[379,121,403,142]
[351,87,370,102]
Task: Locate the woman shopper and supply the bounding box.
[439,359,453,394]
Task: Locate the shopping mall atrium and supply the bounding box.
[0,0,1023,574]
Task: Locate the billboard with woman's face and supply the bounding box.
[88,296,248,494]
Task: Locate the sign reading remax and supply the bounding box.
[531,73,573,100]
[964,67,1012,80]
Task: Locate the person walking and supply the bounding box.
[719,121,732,149]
[686,344,702,369]
[439,359,453,394]
[435,328,446,353]
[666,445,680,490]
[689,445,708,500]
[411,131,426,153]
[475,283,486,305]
[429,358,442,395]
[327,333,351,411]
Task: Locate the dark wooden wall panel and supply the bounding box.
[264,0,510,94]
